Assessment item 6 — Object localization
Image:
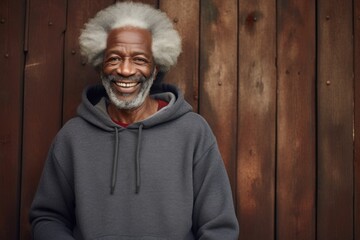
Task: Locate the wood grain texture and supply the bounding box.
[199,0,238,194]
[237,0,276,239]
[277,0,316,239]
[1,0,359,239]
[19,0,67,239]
[354,0,360,238]
[63,0,115,123]
[317,0,354,239]
[130,0,158,7]
[160,0,199,111]
[0,0,24,239]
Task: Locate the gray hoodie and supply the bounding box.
[30,83,239,240]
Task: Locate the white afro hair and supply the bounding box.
[79,1,182,72]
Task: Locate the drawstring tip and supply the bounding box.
[135,186,140,194]
[110,187,115,195]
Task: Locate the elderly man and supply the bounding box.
[30,2,239,239]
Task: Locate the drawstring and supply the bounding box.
[110,125,143,194]
[135,124,143,194]
[111,127,119,194]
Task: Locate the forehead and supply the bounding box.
[106,27,152,54]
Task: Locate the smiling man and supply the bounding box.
[29,2,239,240]
[102,27,159,125]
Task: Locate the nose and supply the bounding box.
[116,58,136,77]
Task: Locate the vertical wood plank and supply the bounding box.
[0,0,24,239]
[63,0,115,123]
[20,0,67,239]
[130,0,158,7]
[277,0,316,239]
[237,0,276,239]
[354,0,360,238]
[199,0,238,197]
[160,0,199,111]
[317,0,354,239]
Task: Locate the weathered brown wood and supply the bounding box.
[1,0,359,239]
[317,0,354,239]
[277,0,316,239]
[19,0,67,239]
[199,0,238,195]
[0,0,24,239]
[63,0,115,123]
[131,0,158,7]
[237,0,276,239]
[355,0,360,239]
[160,0,199,111]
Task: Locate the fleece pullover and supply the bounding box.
[30,83,239,240]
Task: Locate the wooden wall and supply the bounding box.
[0,0,359,239]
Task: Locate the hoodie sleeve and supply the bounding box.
[29,145,76,240]
[192,143,239,240]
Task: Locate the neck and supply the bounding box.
[107,96,158,125]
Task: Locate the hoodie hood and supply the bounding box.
[76,83,193,194]
[77,83,192,131]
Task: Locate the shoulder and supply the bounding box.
[56,117,87,138]
[51,117,91,152]
[181,112,215,137]
[175,112,218,157]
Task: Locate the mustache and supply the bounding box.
[105,74,146,83]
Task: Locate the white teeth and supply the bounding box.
[115,82,138,88]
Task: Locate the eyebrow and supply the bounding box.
[105,49,151,58]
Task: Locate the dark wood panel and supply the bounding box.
[131,0,158,7]
[160,0,199,111]
[355,0,360,238]
[63,0,115,123]
[0,0,24,239]
[199,0,238,194]
[276,0,316,239]
[237,0,276,239]
[20,0,67,239]
[317,0,354,239]
[1,0,357,239]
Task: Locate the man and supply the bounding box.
[30,2,239,239]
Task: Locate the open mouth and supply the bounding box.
[111,80,142,95]
[114,81,140,88]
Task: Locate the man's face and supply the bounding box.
[101,27,156,109]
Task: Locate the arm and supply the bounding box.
[192,144,239,240]
[29,147,76,240]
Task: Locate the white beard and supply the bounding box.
[101,69,156,110]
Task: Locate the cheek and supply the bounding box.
[139,66,153,78]
[102,63,114,75]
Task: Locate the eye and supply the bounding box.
[106,56,121,65]
[133,57,149,65]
